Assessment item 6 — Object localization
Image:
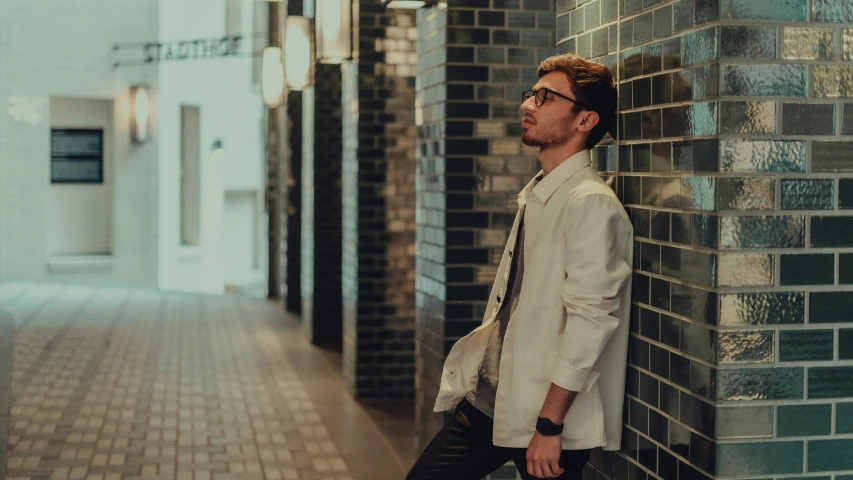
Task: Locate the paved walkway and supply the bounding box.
[0,282,409,480]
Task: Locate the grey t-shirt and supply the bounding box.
[467,215,526,418]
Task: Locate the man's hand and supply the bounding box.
[526,431,564,478]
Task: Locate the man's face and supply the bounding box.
[520,71,582,148]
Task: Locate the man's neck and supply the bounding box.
[538,141,585,176]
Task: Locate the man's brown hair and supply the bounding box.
[537,54,618,150]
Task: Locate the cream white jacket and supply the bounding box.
[433,150,634,451]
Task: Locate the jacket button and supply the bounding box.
[497,295,502,303]
[509,250,513,258]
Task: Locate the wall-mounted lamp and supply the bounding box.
[130,85,150,143]
[381,0,440,8]
[315,0,352,63]
[284,16,313,90]
[262,47,285,106]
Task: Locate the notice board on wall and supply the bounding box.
[51,129,104,184]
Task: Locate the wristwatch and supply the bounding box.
[536,417,564,436]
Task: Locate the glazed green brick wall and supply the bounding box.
[557,0,853,479]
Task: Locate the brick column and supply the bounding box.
[341,1,419,399]
[301,63,344,348]
[284,0,304,316]
[414,0,556,453]
[558,0,853,479]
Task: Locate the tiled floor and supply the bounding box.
[0,282,411,480]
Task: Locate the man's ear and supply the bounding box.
[578,111,600,133]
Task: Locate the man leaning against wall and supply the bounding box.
[406,54,633,480]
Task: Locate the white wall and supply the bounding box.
[0,0,266,293]
[156,0,266,294]
[0,0,160,285]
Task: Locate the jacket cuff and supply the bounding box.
[551,360,600,393]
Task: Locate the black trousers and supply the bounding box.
[406,399,591,480]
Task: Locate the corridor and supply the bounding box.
[0,282,410,480]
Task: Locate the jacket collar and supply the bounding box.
[519,150,592,204]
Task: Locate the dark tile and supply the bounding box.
[635,146,652,173]
[632,77,652,109]
[782,178,834,210]
[839,402,853,432]
[844,104,853,135]
[642,109,663,139]
[780,330,834,362]
[447,27,490,44]
[663,37,681,69]
[509,12,536,27]
[477,47,505,64]
[811,291,853,324]
[669,422,691,458]
[718,367,805,401]
[690,432,716,474]
[652,74,673,105]
[720,26,777,59]
[653,143,673,172]
[478,10,506,26]
[448,9,476,25]
[640,242,660,275]
[782,103,836,135]
[840,179,853,209]
[650,277,671,310]
[631,335,650,369]
[808,439,853,472]
[649,343,669,378]
[780,253,834,286]
[813,141,853,172]
[624,111,642,141]
[639,371,659,406]
[633,13,653,44]
[670,352,690,388]
[660,382,679,418]
[584,1,601,29]
[722,0,807,21]
[492,30,520,45]
[809,367,853,399]
[673,0,694,32]
[841,254,853,284]
[716,442,804,476]
[694,0,719,24]
[653,6,673,38]
[812,216,853,247]
[651,210,670,242]
[649,409,668,446]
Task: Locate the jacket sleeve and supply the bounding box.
[550,193,633,393]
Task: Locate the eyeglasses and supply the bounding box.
[521,88,589,110]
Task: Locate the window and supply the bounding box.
[180,105,201,246]
[226,0,242,37]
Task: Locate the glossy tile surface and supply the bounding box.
[720,215,805,249]
[784,27,834,60]
[717,367,804,401]
[814,66,853,98]
[717,253,773,287]
[720,140,807,173]
[716,442,803,476]
[779,329,834,361]
[717,331,774,364]
[719,101,776,134]
[721,0,807,20]
[781,178,834,210]
[717,177,774,211]
[720,26,776,59]
[722,64,807,97]
[720,292,805,325]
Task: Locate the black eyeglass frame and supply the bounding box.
[521,88,590,111]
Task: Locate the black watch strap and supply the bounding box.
[536,417,564,436]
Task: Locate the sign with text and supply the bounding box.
[114,35,250,67]
[51,129,104,184]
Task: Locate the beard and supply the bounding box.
[520,115,575,147]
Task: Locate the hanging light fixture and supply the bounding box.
[284,16,313,90]
[315,0,352,63]
[381,0,437,8]
[130,85,150,143]
[262,47,285,106]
